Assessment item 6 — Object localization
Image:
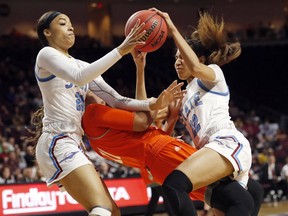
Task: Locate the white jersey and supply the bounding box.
[35,46,151,135]
[180,64,235,149]
[34,46,153,186]
[180,64,251,186]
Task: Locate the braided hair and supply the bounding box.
[23,107,44,154]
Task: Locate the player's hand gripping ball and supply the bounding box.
[125,10,168,53]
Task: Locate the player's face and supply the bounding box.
[46,14,75,51]
[174,50,193,82]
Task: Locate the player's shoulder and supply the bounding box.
[208,64,223,74]
[208,64,225,82]
[37,46,60,58]
[38,46,56,54]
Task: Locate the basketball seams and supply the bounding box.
[144,12,157,23]
[125,10,167,52]
[125,10,142,35]
[125,11,156,36]
[137,16,164,51]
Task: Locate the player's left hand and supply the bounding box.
[149,80,186,110]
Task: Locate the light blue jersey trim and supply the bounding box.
[215,135,243,171]
[48,134,66,183]
[35,72,56,82]
[197,79,229,96]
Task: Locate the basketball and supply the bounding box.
[125,10,168,53]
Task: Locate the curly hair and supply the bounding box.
[186,12,241,66]
[24,106,44,151]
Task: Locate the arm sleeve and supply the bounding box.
[37,47,122,86]
[83,104,135,131]
[89,76,152,111]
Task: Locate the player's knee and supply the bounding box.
[208,179,254,215]
[235,192,254,213]
[89,206,112,216]
[248,178,264,203]
[162,170,193,193]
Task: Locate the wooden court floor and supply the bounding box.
[151,200,288,216]
[258,200,288,216]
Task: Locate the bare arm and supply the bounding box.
[132,50,148,100]
[131,50,156,129]
[162,99,181,135]
[152,8,215,82]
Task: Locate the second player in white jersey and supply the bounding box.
[180,64,233,149]
[154,8,255,216]
[180,64,251,186]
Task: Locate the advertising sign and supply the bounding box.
[0,178,155,215]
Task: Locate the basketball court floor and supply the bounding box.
[150,200,288,216]
[258,200,288,216]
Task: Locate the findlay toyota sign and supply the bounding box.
[0,178,151,215]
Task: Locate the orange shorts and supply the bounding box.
[146,138,205,201]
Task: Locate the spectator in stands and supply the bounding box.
[274,129,288,164]
[14,167,25,183]
[24,144,36,167]
[0,141,10,166]
[280,156,288,199]
[4,150,19,174]
[35,166,46,182]
[242,116,260,140]
[22,167,36,183]
[256,153,287,201]
[259,118,279,142]
[14,144,27,170]
[0,166,16,184]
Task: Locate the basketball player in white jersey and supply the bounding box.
[153,8,255,216]
[34,11,185,216]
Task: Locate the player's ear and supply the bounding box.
[43,29,51,37]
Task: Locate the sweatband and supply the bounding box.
[89,207,111,216]
[43,11,61,29]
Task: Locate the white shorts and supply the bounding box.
[204,129,252,187]
[36,132,92,188]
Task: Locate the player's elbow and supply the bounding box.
[133,112,153,131]
[74,80,87,87]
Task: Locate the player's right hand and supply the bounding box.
[117,19,146,56]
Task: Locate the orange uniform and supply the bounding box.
[82,104,205,201]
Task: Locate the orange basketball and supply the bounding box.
[125,10,168,53]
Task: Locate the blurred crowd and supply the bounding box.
[228,19,288,43]
[0,31,288,206]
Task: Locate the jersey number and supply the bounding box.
[75,92,84,111]
[190,114,201,137]
[182,92,202,137]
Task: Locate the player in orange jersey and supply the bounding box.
[82,100,205,200]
